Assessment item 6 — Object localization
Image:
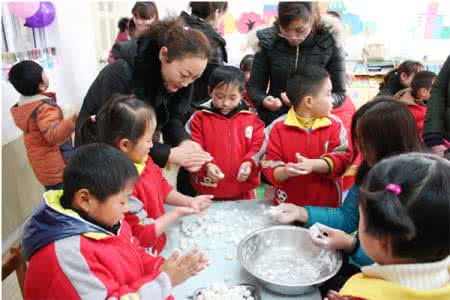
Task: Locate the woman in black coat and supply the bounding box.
[180,1,228,104]
[248,1,347,125]
[76,19,212,170]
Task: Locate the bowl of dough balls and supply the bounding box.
[237,225,343,295]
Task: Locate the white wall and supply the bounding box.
[2,0,98,145]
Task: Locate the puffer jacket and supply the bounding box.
[424,55,450,147]
[10,93,75,186]
[180,11,228,104]
[248,14,346,125]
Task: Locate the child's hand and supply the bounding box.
[237,161,252,182]
[326,290,368,300]
[283,162,309,178]
[431,144,447,157]
[309,223,355,251]
[272,203,308,224]
[173,206,196,218]
[189,195,213,212]
[295,153,316,174]
[161,248,209,287]
[205,163,224,183]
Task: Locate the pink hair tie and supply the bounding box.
[90,115,96,123]
[385,184,401,196]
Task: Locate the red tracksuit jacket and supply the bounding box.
[262,108,352,207]
[125,156,173,254]
[23,190,173,300]
[186,101,265,200]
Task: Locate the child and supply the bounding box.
[378,60,423,96]
[262,65,351,207]
[132,1,159,37]
[274,98,424,296]
[186,66,265,200]
[395,70,437,137]
[239,54,256,111]
[89,95,213,254]
[331,153,450,299]
[22,143,209,299]
[9,60,76,190]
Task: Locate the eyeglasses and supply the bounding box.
[278,25,311,42]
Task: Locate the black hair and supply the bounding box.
[138,18,210,62]
[128,18,136,36]
[79,94,156,147]
[209,65,246,93]
[60,143,138,209]
[132,1,159,21]
[239,54,254,73]
[8,60,44,96]
[379,60,423,91]
[410,70,436,98]
[277,2,321,31]
[118,17,129,32]
[352,97,424,186]
[360,153,450,263]
[286,65,330,107]
[189,2,228,19]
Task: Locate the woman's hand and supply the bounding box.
[262,96,283,111]
[169,140,212,172]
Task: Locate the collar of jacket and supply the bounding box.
[196,99,251,118]
[18,94,53,106]
[180,11,227,47]
[134,156,149,175]
[284,107,332,131]
[45,190,120,239]
[394,88,425,107]
[362,256,450,291]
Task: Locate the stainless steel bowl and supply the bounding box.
[237,225,343,295]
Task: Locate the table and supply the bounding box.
[161,200,321,300]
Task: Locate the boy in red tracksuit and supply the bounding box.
[22,143,208,300]
[394,70,436,138]
[261,65,351,207]
[186,66,265,200]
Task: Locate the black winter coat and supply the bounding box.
[75,38,193,167]
[180,11,228,104]
[248,21,346,125]
[424,55,450,146]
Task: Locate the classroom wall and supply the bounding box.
[1,1,99,250]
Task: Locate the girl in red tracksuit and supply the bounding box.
[262,66,352,208]
[82,95,213,255]
[186,66,265,200]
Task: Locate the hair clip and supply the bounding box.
[183,26,190,31]
[385,183,401,196]
[90,115,96,123]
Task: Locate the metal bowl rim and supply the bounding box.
[237,225,343,287]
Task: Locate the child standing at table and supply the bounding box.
[186,66,265,200]
[261,65,351,207]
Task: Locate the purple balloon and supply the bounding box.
[24,2,55,28]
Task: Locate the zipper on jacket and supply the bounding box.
[295,46,300,72]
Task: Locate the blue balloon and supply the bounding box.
[24,2,55,28]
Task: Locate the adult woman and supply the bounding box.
[76,19,212,171]
[424,55,450,157]
[377,60,423,96]
[248,1,346,125]
[273,97,423,295]
[180,1,228,104]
